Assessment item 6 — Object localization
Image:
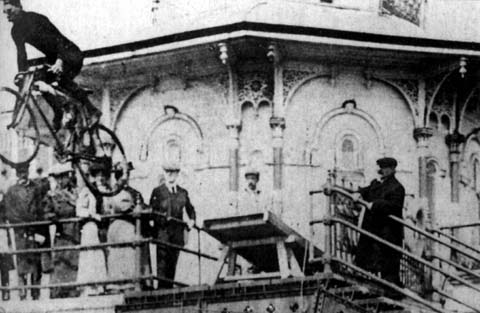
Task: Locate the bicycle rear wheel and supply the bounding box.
[0,87,41,167]
[72,124,129,197]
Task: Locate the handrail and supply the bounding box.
[430,228,480,256]
[311,217,480,295]
[330,186,480,266]
[331,257,450,313]
[0,237,218,261]
[432,254,480,282]
[438,221,480,231]
[389,215,480,265]
[434,288,480,313]
[0,275,187,291]
[0,209,198,230]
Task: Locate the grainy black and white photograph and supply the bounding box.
[0,0,480,312]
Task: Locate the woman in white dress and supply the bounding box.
[75,164,110,296]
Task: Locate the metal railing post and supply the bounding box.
[323,171,334,274]
[134,200,142,292]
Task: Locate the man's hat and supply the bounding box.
[376,157,398,169]
[3,0,22,7]
[245,168,260,178]
[162,162,180,172]
[49,163,72,177]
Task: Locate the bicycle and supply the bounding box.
[0,65,129,197]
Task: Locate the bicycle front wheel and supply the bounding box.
[72,124,129,197]
[0,87,41,167]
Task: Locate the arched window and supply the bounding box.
[164,139,182,165]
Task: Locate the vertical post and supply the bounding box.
[322,171,334,274]
[134,200,142,291]
[270,117,286,215]
[446,131,465,203]
[413,127,433,211]
[226,122,241,213]
[268,42,286,216]
[219,42,241,214]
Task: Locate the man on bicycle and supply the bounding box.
[3,0,101,130]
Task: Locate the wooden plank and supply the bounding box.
[230,236,286,249]
[276,240,290,279]
[222,272,281,281]
[287,246,304,277]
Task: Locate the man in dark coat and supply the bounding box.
[149,163,196,288]
[3,163,49,299]
[353,157,405,286]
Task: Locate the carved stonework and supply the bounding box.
[391,79,419,115]
[425,75,444,107]
[282,70,315,104]
[109,84,142,116]
[238,71,273,105]
[432,88,453,117]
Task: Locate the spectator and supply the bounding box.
[352,157,405,286]
[149,163,195,288]
[75,163,109,296]
[238,168,270,214]
[107,189,138,292]
[3,163,49,299]
[42,163,79,298]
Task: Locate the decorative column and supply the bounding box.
[219,42,241,212]
[414,127,434,199]
[226,121,241,212]
[268,42,285,214]
[446,131,466,203]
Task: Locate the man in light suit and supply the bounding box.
[149,163,195,288]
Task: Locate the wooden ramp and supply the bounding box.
[203,211,323,282]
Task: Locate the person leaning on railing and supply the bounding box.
[75,162,109,296]
[351,157,406,286]
[106,189,138,292]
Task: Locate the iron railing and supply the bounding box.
[0,208,216,301]
[309,172,480,313]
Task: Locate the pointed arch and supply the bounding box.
[371,77,418,128]
[112,84,152,131]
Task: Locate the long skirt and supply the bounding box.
[107,219,136,282]
[77,222,107,285]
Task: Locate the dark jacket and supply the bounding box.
[355,174,405,284]
[12,11,83,73]
[149,184,195,245]
[358,175,405,245]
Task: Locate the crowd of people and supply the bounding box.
[0,161,196,300]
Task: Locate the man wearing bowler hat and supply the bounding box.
[352,157,405,286]
[149,163,196,288]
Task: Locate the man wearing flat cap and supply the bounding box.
[352,157,405,286]
[239,168,270,214]
[149,163,196,288]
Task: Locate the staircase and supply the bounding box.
[309,175,480,313]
